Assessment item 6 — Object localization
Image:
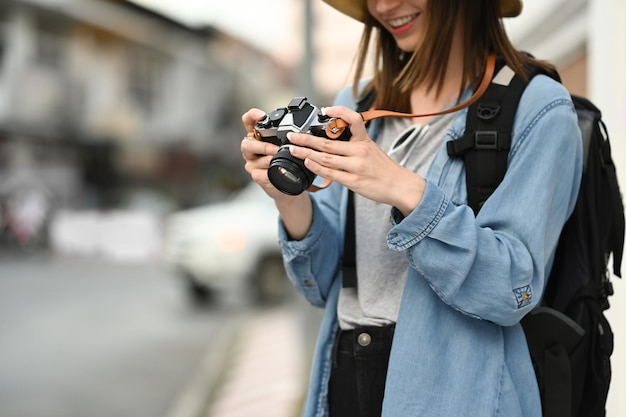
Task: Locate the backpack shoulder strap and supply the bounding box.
[342,89,378,289]
[447,60,545,214]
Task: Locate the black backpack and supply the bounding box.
[446,59,625,417]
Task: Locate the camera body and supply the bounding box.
[254,97,351,195]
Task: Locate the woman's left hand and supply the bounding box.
[287,105,426,216]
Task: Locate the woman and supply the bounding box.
[240,0,582,416]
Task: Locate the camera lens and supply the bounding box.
[277,167,301,184]
[268,146,316,195]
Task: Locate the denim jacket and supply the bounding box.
[278,74,582,417]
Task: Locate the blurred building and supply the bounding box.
[0,0,294,219]
[506,0,589,97]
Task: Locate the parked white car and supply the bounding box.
[162,183,288,305]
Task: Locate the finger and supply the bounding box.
[289,144,338,172]
[242,150,274,178]
[241,108,267,133]
[240,136,278,159]
[302,156,356,186]
[287,132,355,159]
[321,105,368,138]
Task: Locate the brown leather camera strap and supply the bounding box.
[307,54,496,192]
[324,53,496,139]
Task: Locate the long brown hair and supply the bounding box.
[352,0,553,112]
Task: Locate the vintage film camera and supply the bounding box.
[254,97,351,195]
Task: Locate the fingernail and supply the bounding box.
[286,132,292,140]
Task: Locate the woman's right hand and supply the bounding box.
[240,108,284,200]
[240,108,314,240]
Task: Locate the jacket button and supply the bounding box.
[357,332,371,347]
[304,280,313,287]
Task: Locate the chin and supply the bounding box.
[397,42,418,54]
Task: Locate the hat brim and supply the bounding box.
[324,0,523,22]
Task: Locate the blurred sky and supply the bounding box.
[131,0,295,54]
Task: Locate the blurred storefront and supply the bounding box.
[0,0,294,253]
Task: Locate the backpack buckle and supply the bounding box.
[474,131,499,150]
[477,104,500,120]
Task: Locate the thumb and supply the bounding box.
[322,106,368,139]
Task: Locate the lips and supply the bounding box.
[388,14,418,28]
[387,13,419,35]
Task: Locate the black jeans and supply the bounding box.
[328,325,395,417]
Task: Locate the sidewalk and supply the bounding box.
[203,307,309,417]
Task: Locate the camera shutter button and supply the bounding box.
[317,111,331,123]
[268,108,287,126]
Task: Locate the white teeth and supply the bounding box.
[389,14,417,28]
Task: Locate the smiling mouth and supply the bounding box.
[388,14,419,29]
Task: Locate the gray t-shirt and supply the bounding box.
[338,112,455,330]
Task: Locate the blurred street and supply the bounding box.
[0,253,318,417]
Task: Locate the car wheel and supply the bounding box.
[252,255,288,306]
[183,272,215,307]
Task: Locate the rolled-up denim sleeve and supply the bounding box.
[278,183,345,308]
[387,76,583,326]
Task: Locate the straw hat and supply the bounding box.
[323,0,523,22]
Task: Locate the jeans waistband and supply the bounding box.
[336,324,396,354]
